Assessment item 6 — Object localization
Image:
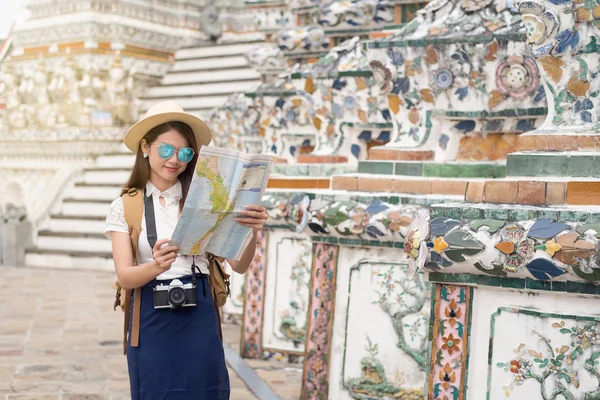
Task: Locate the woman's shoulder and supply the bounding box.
[109,196,124,210]
[106,197,125,222]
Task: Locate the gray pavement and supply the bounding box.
[0,266,301,400]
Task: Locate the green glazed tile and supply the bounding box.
[526,280,552,291]
[587,213,600,223]
[446,208,463,219]
[507,154,568,177]
[430,208,447,218]
[540,211,559,221]
[462,207,484,220]
[591,157,600,178]
[396,162,424,176]
[567,155,595,177]
[484,209,509,220]
[558,211,588,223]
[550,281,567,292]
[501,278,526,289]
[358,161,394,175]
[495,165,507,178]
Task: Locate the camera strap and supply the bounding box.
[144,189,159,289]
[143,188,158,250]
[144,187,205,294]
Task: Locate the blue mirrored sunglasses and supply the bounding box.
[153,143,195,163]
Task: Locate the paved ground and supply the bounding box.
[0,266,301,400]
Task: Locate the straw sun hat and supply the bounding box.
[124,100,213,152]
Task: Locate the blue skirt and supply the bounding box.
[127,275,230,400]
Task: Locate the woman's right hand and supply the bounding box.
[151,238,179,272]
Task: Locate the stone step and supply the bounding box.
[63,197,113,204]
[42,218,107,234]
[332,174,473,196]
[65,185,121,202]
[169,55,250,72]
[359,160,506,178]
[38,230,105,240]
[50,213,107,221]
[141,96,230,112]
[36,235,112,253]
[76,170,130,185]
[60,201,110,217]
[144,80,259,99]
[74,182,122,189]
[175,42,261,60]
[465,178,600,206]
[94,154,135,168]
[507,152,600,178]
[25,250,114,271]
[368,148,435,161]
[160,69,260,86]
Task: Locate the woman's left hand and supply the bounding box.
[235,205,268,232]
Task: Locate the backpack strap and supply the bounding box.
[206,252,226,341]
[121,187,144,354]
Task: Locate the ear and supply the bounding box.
[140,139,150,154]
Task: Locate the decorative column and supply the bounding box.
[241,230,269,358]
[301,242,339,400]
[427,285,473,400]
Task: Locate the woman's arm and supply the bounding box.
[227,205,268,274]
[111,232,178,289]
[227,231,257,274]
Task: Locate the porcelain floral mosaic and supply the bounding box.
[409,214,600,283]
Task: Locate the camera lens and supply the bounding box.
[168,287,186,307]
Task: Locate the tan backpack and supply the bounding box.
[112,187,231,354]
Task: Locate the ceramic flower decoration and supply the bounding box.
[496,55,540,100]
[518,1,559,56]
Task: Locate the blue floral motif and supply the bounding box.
[439,134,449,150]
[454,120,476,133]
[581,111,593,123]
[332,78,347,91]
[408,127,420,141]
[285,109,296,121]
[387,51,404,66]
[533,85,546,102]
[344,96,357,109]
[392,78,410,95]
[333,103,343,118]
[554,30,580,55]
[574,98,593,113]
[358,130,372,141]
[376,131,390,142]
[455,87,469,101]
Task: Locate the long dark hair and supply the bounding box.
[121,121,198,212]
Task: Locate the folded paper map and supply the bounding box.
[170,146,274,260]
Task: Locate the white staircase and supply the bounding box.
[25,148,135,271]
[140,41,263,118]
[24,40,264,271]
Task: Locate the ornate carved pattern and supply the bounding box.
[417,216,600,283]
[0,53,154,130]
[301,243,339,400]
[428,284,472,400]
[515,0,600,133]
[241,230,269,359]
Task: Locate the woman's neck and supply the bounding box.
[149,174,178,193]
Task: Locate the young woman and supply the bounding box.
[104,101,268,400]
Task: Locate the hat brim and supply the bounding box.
[124,112,212,152]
